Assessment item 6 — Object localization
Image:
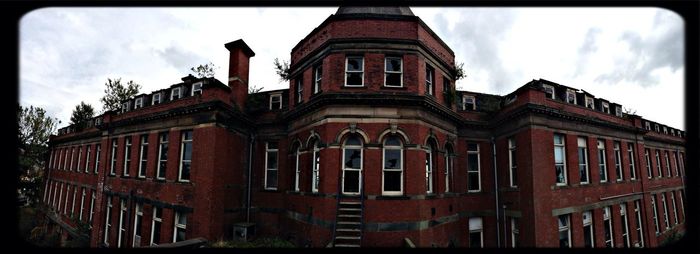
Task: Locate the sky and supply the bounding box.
[19,7,685,130]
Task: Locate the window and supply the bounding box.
[678,152,685,176]
[313,65,322,94]
[462,95,476,110]
[85,145,91,173]
[173,212,187,242]
[469,217,483,248]
[566,89,576,104]
[603,206,614,247]
[543,84,555,99]
[43,181,50,203]
[585,96,594,109]
[134,97,143,109]
[578,137,590,184]
[664,151,671,177]
[94,144,101,174]
[628,144,637,180]
[171,87,182,100]
[63,148,69,170]
[661,193,670,230]
[64,184,70,214]
[156,133,168,180]
[118,199,127,247]
[558,214,571,248]
[445,144,455,192]
[598,140,608,182]
[425,66,434,95]
[265,142,278,190]
[645,149,652,179]
[467,143,481,192]
[178,130,193,182]
[48,150,55,170]
[121,101,131,113]
[615,106,622,117]
[192,82,202,96]
[554,134,567,185]
[345,56,364,86]
[293,145,300,192]
[645,121,651,130]
[634,200,645,247]
[443,77,451,99]
[295,77,303,104]
[382,136,403,195]
[58,183,64,212]
[71,185,78,216]
[670,129,675,136]
[384,57,403,87]
[89,190,95,228]
[269,94,282,110]
[133,203,143,247]
[673,152,679,177]
[583,211,595,247]
[651,195,660,234]
[70,147,75,171]
[77,147,83,173]
[602,102,610,114]
[614,142,623,181]
[79,188,86,221]
[123,136,132,176]
[678,190,685,221]
[507,138,517,187]
[138,135,148,178]
[104,196,112,246]
[342,136,363,194]
[654,124,660,132]
[670,192,678,225]
[312,140,321,193]
[152,93,161,105]
[663,126,668,135]
[425,144,434,194]
[150,206,162,246]
[110,139,118,175]
[620,203,630,247]
[52,182,58,209]
[655,150,662,177]
[511,218,519,247]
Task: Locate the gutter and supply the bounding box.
[246,133,255,223]
[491,136,501,247]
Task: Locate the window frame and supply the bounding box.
[295,77,303,104]
[578,137,590,184]
[178,130,193,182]
[554,134,568,186]
[670,192,678,225]
[117,198,127,247]
[603,206,614,247]
[132,202,143,247]
[312,140,321,193]
[264,142,279,190]
[651,195,660,234]
[620,203,631,247]
[628,144,637,180]
[123,136,132,177]
[664,151,671,178]
[170,87,182,100]
[313,65,322,94]
[655,150,662,178]
[341,136,364,195]
[269,93,282,110]
[543,84,555,99]
[425,65,434,96]
[614,141,623,181]
[585,96,594,109]
[104,196,112,246]
[469,217,484,248]
[598,140,608,183]
[382,136,404,196]
[645,149,652,179]
[384,57,403,87]
[344,56,364,87]
[565,89,576,104]
[293,145,300,192]
[661,193,670,230]
[134,97,144,109]
[94,144,101,174]
[85,145,91,173]
[110,139,118,176]
[467,143,481,192]
[582,211,595,247]
[173,211,187,243]
[138,135,148,178]
[602,102,610,114]
[150,206,162,246]
[445,144,455,193]
[79,188,86,221]
[191,82,203,96]
[509,138,517,187]
[558,214,572,248]
[634,200,645,247]
[152,93,162,105]
[462,95,476,110]
[156,133,168,180]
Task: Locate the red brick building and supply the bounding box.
[40,7,686,248]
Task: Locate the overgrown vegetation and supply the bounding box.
[273,58,290,82]
[190,62,218,78]
[70,101,95,131]
[659,230,684,246]
[209,237,296,248]
[100,78,141,112]
[245,84,267,112]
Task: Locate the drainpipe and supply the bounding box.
[491,136,501,247]
[246,133,255,223]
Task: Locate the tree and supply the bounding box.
[17,105,59,206]
[454,62,467,81]
[70,101,95,130]
[190,62,218,78]
[100,78,141,112]
[273,58,290,82]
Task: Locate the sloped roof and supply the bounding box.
[335,6,415,16]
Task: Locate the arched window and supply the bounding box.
[311,140,321,193]
[445,144,455,193]
[293,143,301,192]
[425,139,437,194]
[383,136,403,195]
[342,135,363,194]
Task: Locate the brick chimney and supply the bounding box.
[224,39,255,109]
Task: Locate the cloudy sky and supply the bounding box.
[19,7,684,130]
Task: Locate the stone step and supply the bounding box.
[336,228,361,232]
[334,244,360,247]
[339,208,361,211]
[337,221,361,225]
[338,214,361,218]
[335,236,361,240]
[339,201,361,205]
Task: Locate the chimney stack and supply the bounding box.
[224,39,255,109]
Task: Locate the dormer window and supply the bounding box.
[152,93,162,105]
[670,129,675,136]
[602,102,610,114]
[655,124,660,132]
[269,94,282,110]
[345,56,364,87]
[134,98,143,109]
[384,57,403,87]
[615,106,622,117]
[663,127,668,135]
[191,82,202,96]
[566,89,576,104]
[542,84,555,99]
[645,121,651,130]
[171,87,182,100]
[585,97,594,109]
[462,95,476,110]
[121,101,131,113]
[95,117,103,126]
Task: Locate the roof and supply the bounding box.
[335,6,415,16]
